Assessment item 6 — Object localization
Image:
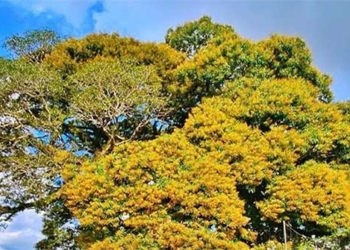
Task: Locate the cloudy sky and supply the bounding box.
[0,210,43,250]
[0,0,349,248]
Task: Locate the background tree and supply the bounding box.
[165,16,236,57]
[0,59,68,224]
[4,29,61,63]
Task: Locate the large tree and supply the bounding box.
[0,30,183,248]
[1,17,349,249]
[167,21,332,126]
[61,78,350,248]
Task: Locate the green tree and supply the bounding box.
[4,29,61,63]
[0,59,67,225]
[165,16,236,57]
[165,18,332,127]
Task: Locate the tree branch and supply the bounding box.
[0,202,35,222]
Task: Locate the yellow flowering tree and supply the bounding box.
[60,17,350,249]
[61,131,251,249]
[2,16,350,249]
[61,76,350,248]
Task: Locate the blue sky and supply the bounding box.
[0,0,349,249]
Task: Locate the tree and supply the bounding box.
[165,16,236,57]
[61,78,350,248]
[1,17,350,249]
[165,18,332,127]
[4,29,61,63]
[175,34,332,103]
[60,132,252,249]
[0,59,68,226]
[0,33,182,248]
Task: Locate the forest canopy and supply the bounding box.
[1,16,350,249]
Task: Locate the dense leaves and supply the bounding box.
[61,78,350,248]
[44,33,184,77]
[61,132,250,249]
[165,16,236,57]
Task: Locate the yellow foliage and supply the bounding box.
[258,161,350,229]
[60,132,249,248]
[61,76,350,248]
[44,33,184,78]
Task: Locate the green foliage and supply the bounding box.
[165,19,333,126]
[4,29,61,63]
[165,16,236,57]
[36,198,79,250]
[0,61,68,222]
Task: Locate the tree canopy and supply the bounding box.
[1,16,350,249]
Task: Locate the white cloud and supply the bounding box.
[5,0,98,28]
[0,210,43,250]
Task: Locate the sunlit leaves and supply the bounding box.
[258,161,350,230]
[44,33,185,77]
[169,29,333,118]
[61,132,251,248]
